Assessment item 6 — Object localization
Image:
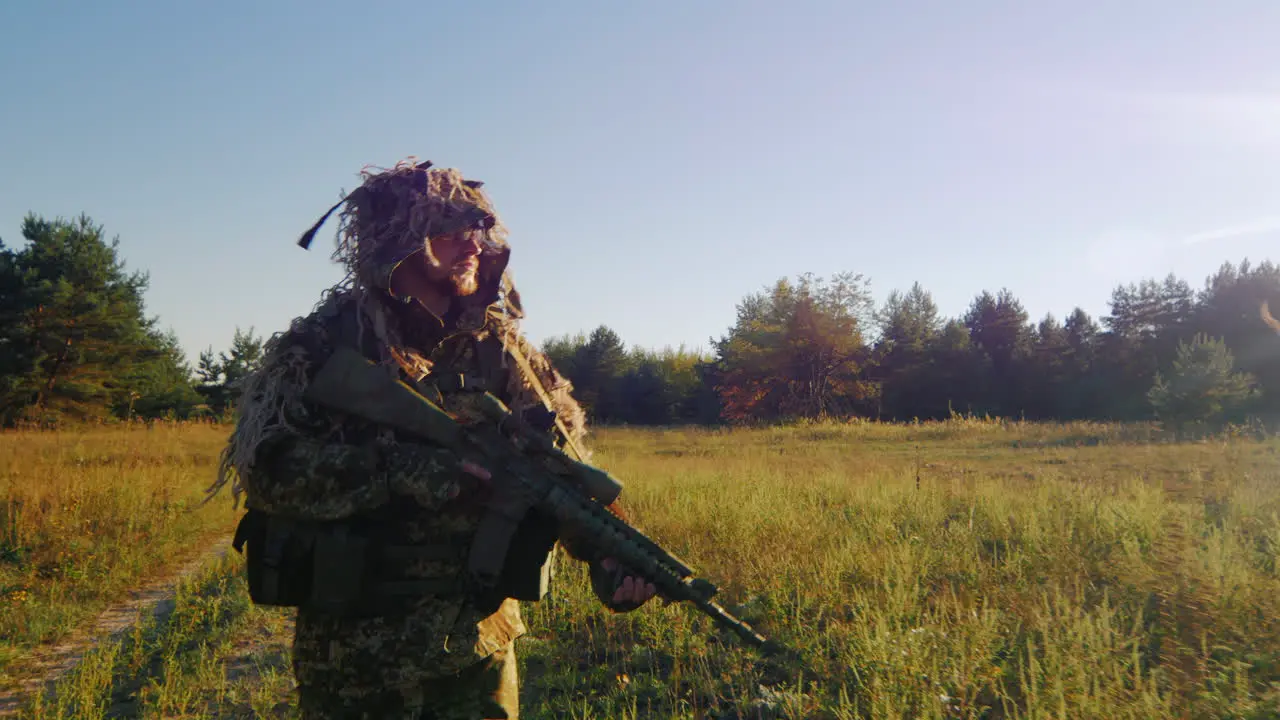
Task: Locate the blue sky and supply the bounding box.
[3,1,1279,365]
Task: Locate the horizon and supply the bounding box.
[3,2,1279,364]
[3,206,1274,362]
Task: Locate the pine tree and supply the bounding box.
[962,288,1032,416]
[925,319,994,419]
[1190,260,1280,421]
[0,214,197,425]
[116,328,204,421]
[872,282,944,419]
[1148,334,1258,434]
[564,326,631,423]
[1061,307,1103,418]
[1099,275,1198,419]
[1027,313,1069,419]
[194,327,265,417]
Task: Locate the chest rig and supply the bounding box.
[234,295,575,617]
[405,301,571,607]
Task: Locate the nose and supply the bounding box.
[456,231,483,255]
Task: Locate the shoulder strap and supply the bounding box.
[503,338,589,463]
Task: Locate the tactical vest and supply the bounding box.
[233,297,567,619]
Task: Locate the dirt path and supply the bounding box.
[0,533,236,716]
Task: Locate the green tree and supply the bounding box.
[564,326,631,423]
[1190,259,1280,421]
[1099,274,1198,419]
[195,326,266,416]
[1026,313,1069,419]
[876,282,943,353]
[1061,307,1104,418]
[962,288,1032,416]
[116,328,204,421]
[540,331,587,382]
[542,331,720,426]
[1147,333,1259,434]
[0,236,30,416]
[613,346,713,425]
[871,282,944,419]
[923,319,994,419]
[0,214,197,425]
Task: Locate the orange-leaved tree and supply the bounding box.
[712,272,877,423]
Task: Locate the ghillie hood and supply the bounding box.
[209,158,530,505]
[299,158,525,328]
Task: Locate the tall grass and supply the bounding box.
[0,424,238,680]
[17,552,295,719]
[4,420,1280,718]
[517,423,1280,718]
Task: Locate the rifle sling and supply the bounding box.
[503,339,588,462]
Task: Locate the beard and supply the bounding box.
[427,261,480,297]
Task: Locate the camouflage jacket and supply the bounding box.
[239,288,589,690]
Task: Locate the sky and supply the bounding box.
[2,1,1279,366]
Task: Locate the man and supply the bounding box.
[209,158,656,718]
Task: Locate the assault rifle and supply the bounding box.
[304,346,780,654]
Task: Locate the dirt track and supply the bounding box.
[0,534,235,717]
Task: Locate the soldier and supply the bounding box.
[208,158,656,719]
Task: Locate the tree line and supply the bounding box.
[2,212,1277,432]
[546,268,1280,433]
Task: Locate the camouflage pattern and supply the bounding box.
[295,640,519,719]
[223,161,604,719]
[240,288,582,718]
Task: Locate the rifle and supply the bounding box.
[304,345,781,654]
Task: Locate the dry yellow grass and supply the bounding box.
[0,423,238,684]
[514,421,1280,718]
[6,420,1280,719]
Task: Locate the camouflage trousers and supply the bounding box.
[296,640,520,719]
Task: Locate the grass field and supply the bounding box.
[0,424,238,685]
[4,418,1280,719]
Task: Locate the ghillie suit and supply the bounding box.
[1263,300,1280,335]
[207,159,629,719]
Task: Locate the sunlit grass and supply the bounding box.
[512,422,1280,718]
[17,552,296,719]
[5,420,1280,718]
[0,423,238,680]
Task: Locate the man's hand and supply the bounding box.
[597,556,657,610]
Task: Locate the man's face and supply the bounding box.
[423,229,484,296]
